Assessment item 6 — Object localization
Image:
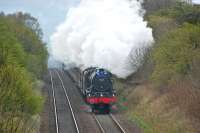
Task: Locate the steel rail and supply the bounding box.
[55,70,80,133]
[109,114,126,133]
[93,114,106,133]
[50,70,59,133]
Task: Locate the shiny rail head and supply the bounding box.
[110,114,126,133]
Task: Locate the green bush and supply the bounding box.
[151,23,200,85]
[0,12,47,133]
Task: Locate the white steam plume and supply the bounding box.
[50,0,153,78]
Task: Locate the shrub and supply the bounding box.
[151,23,200,86]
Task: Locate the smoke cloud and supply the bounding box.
[50,0,153,78]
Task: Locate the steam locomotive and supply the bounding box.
[80,67,116,113]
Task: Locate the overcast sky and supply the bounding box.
[193,0,200,4]
[0,0,79,42]
[0,0,199,42]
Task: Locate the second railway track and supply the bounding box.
[50,70,80,133]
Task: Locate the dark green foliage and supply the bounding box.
[0,65,43,114]
[147,2,200,86]
[143,0,177,15]
[151,24,200,85]
[0,13,48,78]
[154,2,200,25]
[0,12,47,132]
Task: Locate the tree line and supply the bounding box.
[122,1,200,132]
[146,1,200,86]
[0,12,48,133]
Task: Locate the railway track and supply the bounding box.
[49,70,80,133]
[48,69,134,133]
[93,113,126,133]
[50,71,59,133]
[63,69,127,133]
[109,114,126,133]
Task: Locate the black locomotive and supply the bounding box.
[80,67,116,113]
